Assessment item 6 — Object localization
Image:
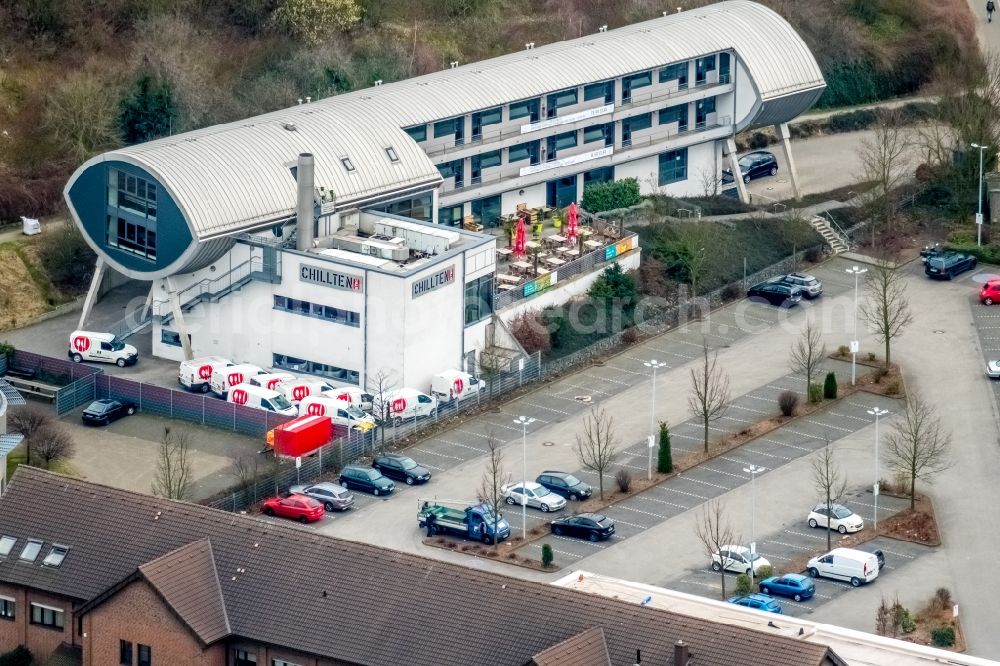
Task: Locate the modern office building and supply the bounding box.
[64,0,824,391]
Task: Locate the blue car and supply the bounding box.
[727,593,782,614]
[759,573,815,602]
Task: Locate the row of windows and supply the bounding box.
[107,215,157,261]
[274,296,361,328]
[403,52,730,141]
[464,273,495,326]
[233,650,301,666]
[273,353,359,385]
[370,193,433,222]
[120,639,152,666]
[30,603,63,629]
[658,148,688,185]
[108,168,158,221]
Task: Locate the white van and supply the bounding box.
[376,388,438,425]
[178,356,234,393]
[68,331,138,367]
[251,372,297,392]
[210,364,264,398]
[226,383,297,416]
[298,396,376,431]
[806,548,880,587]
[276,379,330,405]
[431,369,484,403]
[322,386,374,412]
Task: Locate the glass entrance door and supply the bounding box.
[546,175,578,208]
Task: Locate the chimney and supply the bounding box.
[296,153,315,251]
[674,640,689,666]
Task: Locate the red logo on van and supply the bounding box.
[391,398,407,413]
[292,386,309,401]
[453,378,464,395]
[306,403,326,416]
[231,389,248,405]
[337,392,350,403]
[266,378,283,390]
[73,336,90,352]
[198,365,212,380]
[227,372,244,386]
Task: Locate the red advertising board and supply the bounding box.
[270,415,332,458]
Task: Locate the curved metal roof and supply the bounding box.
[65,0,823,242]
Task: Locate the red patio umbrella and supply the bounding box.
[566,201,579,243]
[513,216,527,258]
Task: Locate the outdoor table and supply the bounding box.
[498,283,518,291]
[497,273,521,283]
[584,239,603,249]
[555,246,572,254]
[562,249,580,258]
[535,267,550,276]
[545,234,566,245]
[544,256,566,267]
[511,261,532,272]
[579,227,594,237]
[525,240,541,250]
[496,247,513,258]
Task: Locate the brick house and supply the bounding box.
[0,468,847,666]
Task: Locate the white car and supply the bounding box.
[987,360,1000,379]
[807,503,863,534]
[711,545,771,575]
[501,482,567,513]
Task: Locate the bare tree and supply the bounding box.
[860,257,913,367]
[31,425,75,470]
[696,499,740,599]
[674,224,718,297]
[478,346,508,401]
[857,109,909,232]
[366,369,397,453]
[697,166,721,198]
[228,446,274,502]
[152,426,194,500]
[688,340,731,453]
[789,319,826,401]
[7,405,56,466]
[477,431,510,541]
[811,436,848,551]
[883,395,953,510]
[573,407,619,500]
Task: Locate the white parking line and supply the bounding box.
[438,437,488,454]
[766,540,815,552]
[730,403,773,416]
[826,410,870,423]
[614,504,668,520]
[783,529,827,542]
[630,494,690,511]
[559,383,612,396]
[804,419,854,434]
[608,518,651,529]
[759,437,812,453]
[506,403,569,416]
[583,373,631,386]
[528,543,582,559]
[412,447,464,461]
[645,347,698,360]
[699,465,748,481]
[454,429,490,439]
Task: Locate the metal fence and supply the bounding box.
[4,350,103,416]
[55,375,97,416]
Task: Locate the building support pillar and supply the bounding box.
[165,276,194,361]
[773,122,802,201]
[724,138,750,205]
[77,257,106,330]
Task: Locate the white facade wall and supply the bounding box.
[733,59,759,130]
[501,183,547,214]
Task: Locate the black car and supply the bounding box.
[925,251,976,280]
[747,282,802,307]
[722,151,778,185]
[339,464,395,496]
[867,548,886,571]
[920,243,944,264]
[372,453,431,485]
[81,399,136,425]
[536,471,593,501]
[550,513,616,542]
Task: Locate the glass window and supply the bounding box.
[0,597,14,621]
[584,166,614,185]
[583,124,605,144]
[472,150,502,172]
[340,157,355,172]
[30,603,64,629]
[658,148,688,185]
[20,540,42,562]
[385,147,399,162]
[464,273,495,325]
[472,107,502,133]
[624,113,652,133]
[434,117,460,138]
[719,52,731,83]
[42,545,68,567]
[438,204,464,227]
[0,536,15,556]
[120,640,133,665]
[551,131,577,151]
[404,125,427,142]
[437,159,464,186]
[659,62,689,87]
[161,330,183,347]
[508,140,540,165]
[137,645,151,666]
[696,97,716,126]
[659,104,688,132]
[623,71,652,90]
[696,55,717,84]
[273,661,302,666]
[583,80,614,103]
[546,88,578,118]
[509,98,540,122]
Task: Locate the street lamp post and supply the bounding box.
[743,464,765,583]
[513,415,536,541]
[644,359,667,480]
[846,266,868,385]
[972,143,988,248]
[867,407,889,532]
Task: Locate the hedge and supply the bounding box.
[581,178,641,213]
[947,242,1000,265]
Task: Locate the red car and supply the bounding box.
[982,280,1000,305]
[261,494,325,523]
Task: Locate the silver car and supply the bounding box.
[288,482,355,511]
[500,481,567,512]
[780,272,822,299]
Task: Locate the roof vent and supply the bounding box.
[374,80,383,86]
[663,10,669,16]
[525,42,535,50]
[282,123,297,132]
[450,61,459,68]
[598,25,607,32]
[306,96,312,103]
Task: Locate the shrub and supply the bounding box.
[615,468,632,493]
[511,310,551,356]
[748,131,771,149]
[934,588,953,612]
[756,565,774,580]
[931,625,956,648]
[622,327,639,345]
[657,421,673,474]
[778,390,799,417]
[823,372,838,399]
[808,383,824,404]
[0,647,32,666]
[721,282,743,302]
[735,573,752,594]
[271,0,362,44]
[804,246,822,263]
[828,109,877,133]
[885,380,902,395]
[867,352,877,362]
[38,223,96,292]
[581,177,641,213]
[896,606,917,634]
[837,344,850,357]
[541,543,554,568]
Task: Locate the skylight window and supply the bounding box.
[42,545,69,568]
[19,540,42,562]
[0,536,15,556]
[385,147,399,163]
[341,157,356,172]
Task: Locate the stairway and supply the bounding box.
[155,257,272,326]
[809,215,850,254]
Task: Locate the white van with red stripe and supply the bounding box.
[250,372,297,391]
[277,379,330,405]
[298,395,376,431]
[178,356,234,393]
[431,369,484,403]
[226,383,297,416]
[321,386,374,412]
[375,388,438,425]
[210,364,264,398]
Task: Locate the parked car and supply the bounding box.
[339,464,395,496]
[981,279,1000,305]
[747,281,802,307]
[779,272,823,299]
[727,593,783,614]
[288,482,354,511]
[758,573,815,602]
[536,471,593,501]
[807,502,864,534]
[81,399,136,426]
[806,547,880,587]
[920,243,945,264]
[549,513,615,541]
[711,545,771,575]
[722,151,778,184]
[925,251,976,280]
[372,453,431,485]
[261,494,325,523]
[867,548,886,571]
[501,481,567,512]
[987,360,1000,379]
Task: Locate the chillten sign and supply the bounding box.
[412,266,455,298]
[299,264,364,292]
